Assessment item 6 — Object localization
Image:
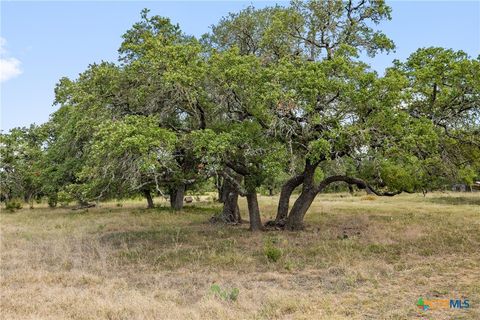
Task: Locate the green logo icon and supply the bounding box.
[417,297,429,311]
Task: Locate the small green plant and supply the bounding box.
[210,284,239,302]
[264,245,282,262]
[263,236,283,262]
[5,199,23,212]
[284,259,294,271]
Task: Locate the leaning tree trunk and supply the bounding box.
[284,188,317,230]
[246,191,262,231]
[143,189,154,209]
[284,160,318,230]
[274,173,305,225]
[170,184,185,210]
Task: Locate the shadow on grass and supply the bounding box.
[152,204,221,215]
[428,196,480,206]
[100,227,192,248]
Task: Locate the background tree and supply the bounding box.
[393,47,480,189]
[40,62,120,206]
[0,125,45,206]
[79,116,176,208]
[114,10,211,209]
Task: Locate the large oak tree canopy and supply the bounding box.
[1,1,478,231]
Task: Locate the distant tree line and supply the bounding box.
[1,1,479,230]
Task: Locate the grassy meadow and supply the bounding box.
[1,192,479,319]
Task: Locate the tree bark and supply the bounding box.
[246,191,263,231]
[215,176,225,203]
[170,184,185,210]
[143,189,154,209]
[274,173,305,224]
[285,188,317,230]
[221,182,242,223]
[219,179,227,203]
[284,160,318,230]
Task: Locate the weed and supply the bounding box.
[264,236,283,262]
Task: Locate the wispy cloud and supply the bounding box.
[0,37,22,83]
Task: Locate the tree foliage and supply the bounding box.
[1,1,478,231]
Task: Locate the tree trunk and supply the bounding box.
[285,189,317,230]
[216,176,225,203]
[143,189,154,209]
[219,179,227,203]
[284,160,318,230]
[218,187,225,203]
[246,191,262,231]
[222,189,240,223]
[274,174,305,224]
[218,178,242,223]
[170,184,185,210]
[284,173,406,230]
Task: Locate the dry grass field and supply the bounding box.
[1,192,479,319]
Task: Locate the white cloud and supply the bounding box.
[0,37,22,83]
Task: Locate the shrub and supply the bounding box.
[48,194,58,208]
[5,199,23,212]
[263,236,283,262]
[264,245,282,262]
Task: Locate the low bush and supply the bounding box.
[264,237,283,262]
[5,199,23,212]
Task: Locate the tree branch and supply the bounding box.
[220,171,247,196]
[315,175,407,196]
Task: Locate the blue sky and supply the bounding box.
[1,1,479,131]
